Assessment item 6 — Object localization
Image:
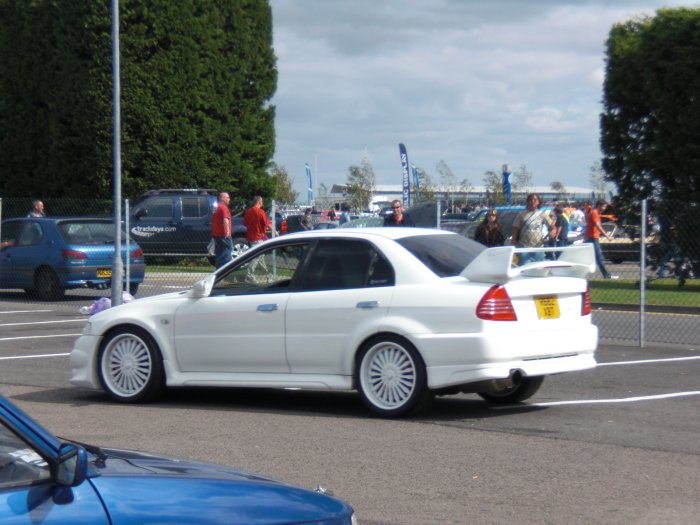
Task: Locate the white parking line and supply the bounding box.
[0,353,70,360]
[599,356,700,366]
[533,391,700,406]
[0,310,54,314]
[0,320,86,327]
[0,334,81,342]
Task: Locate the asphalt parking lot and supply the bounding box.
[1,298,699,524]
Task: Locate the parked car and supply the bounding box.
[0,217,144,300]
[0,394,356,525]
[71,228,598,417]
[599,221,659,264]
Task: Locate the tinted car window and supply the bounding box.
[397,234,485,277]
[57,221,115,244]
[212,243,309,296]
[16,222,43,247]
[135,197,173,219]
[0,221,20,246]
[299,239,394,291]
[182,196,211,218]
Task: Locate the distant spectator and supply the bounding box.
[473,209,504,247]
[300,208,314,230]
[584,200,616,279]
[383,200,415,227]
[27,199,45,218]
[211,192,232,268]
[511,193,553,264]
[339,203,351,225]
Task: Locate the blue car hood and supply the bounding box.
[87,447,351,525]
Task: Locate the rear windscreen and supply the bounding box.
[396,234,485,277]
[57,222,116,244]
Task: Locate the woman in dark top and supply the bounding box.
[474,209,505,247]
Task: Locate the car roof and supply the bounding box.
[282,226,455,242]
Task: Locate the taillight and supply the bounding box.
[582,286,592,315]
[281,219,287,234]
[476,285,517,321]
[62,249,87,260]
[131,248,144,258]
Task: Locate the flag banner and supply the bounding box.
[305,163,313,205]
[502,164,512,205]
[411,163,419,190]
[399,143,410,208]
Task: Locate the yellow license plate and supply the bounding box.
[97,269,112,278]
[535,295,560,319]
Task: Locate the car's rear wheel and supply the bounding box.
[98,326,164,403]
[34,268,64,301]
[128,282,139,296]
[357,335,431,417]
[478,376,545,404]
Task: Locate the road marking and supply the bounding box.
[0,310,54,314]
[599,356,700,366]
[0,352,70,360]
[0,320,85,327]
[0,334,81,342]
[533,391,700,406]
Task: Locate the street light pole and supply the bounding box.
[111,0,123,306]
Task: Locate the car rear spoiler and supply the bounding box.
[461,244,596,283]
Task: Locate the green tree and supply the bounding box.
[413,167,436,202]
[601,7,700,204]
[512,164,533,197]
[0,0,277,201]
[589,161,610,197]
[436,160,458,211]
[267,162,298,205]
[345,158,376,211]
[550,181,567,201]
[482,170,505,205]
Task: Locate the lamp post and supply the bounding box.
[111,0,123,306]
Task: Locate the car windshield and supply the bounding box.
[396,233,485,277]
[57,221,117,244]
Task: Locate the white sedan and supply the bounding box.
[71,228,598,417]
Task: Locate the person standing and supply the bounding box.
[300,208,314,230]
[511,193,554,264]
[383,200,415,227]
[473,209,504,247]
[211,192,233,268]
[584,199,616,279]
[27,200,46,217]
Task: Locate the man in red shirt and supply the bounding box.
[584,199,615,279]
[211,192,232,268]
[243,196,271,280]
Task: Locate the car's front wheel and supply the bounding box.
[478,376,545,404]
[357,335,431,417]
[98,326,164,403]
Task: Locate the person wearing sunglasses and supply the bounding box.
[474,209,505,247]
[383,200,416,227]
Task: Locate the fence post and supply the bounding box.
[639,199,647,348]
[125,199,130,292]
[436,200,441,229]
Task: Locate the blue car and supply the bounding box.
[0,394,357,524]
[0,217,145,300]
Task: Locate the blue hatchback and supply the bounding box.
[0,394,356,524]
[0,217,145,300]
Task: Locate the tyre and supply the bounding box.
[128,282,140,296]
[34,268,64,301]
[356,335,431,417]
[478,376,545,404]
[231,237,249,259]
[98,326,164,403]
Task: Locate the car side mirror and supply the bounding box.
[55,443,88,487]
[188,274,215,299]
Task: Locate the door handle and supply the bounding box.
[257,304,278,312]
[356,301,379,309]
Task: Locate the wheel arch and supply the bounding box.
[351,331,427,389]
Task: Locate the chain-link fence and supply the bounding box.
[1,196,698,347]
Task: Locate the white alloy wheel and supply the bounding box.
[357,337,428,417]
[98,328,163,403]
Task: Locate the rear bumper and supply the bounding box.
[59,263,145,288]
[412,324,598,389]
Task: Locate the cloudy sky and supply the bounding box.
[269,0,693,197]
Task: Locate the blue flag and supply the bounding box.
[305,163,313,205]
[399,144,410,208]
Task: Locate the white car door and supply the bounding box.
[285,239,395,376]
[173,243,307,373]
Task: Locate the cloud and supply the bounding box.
[269,0,689,197]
